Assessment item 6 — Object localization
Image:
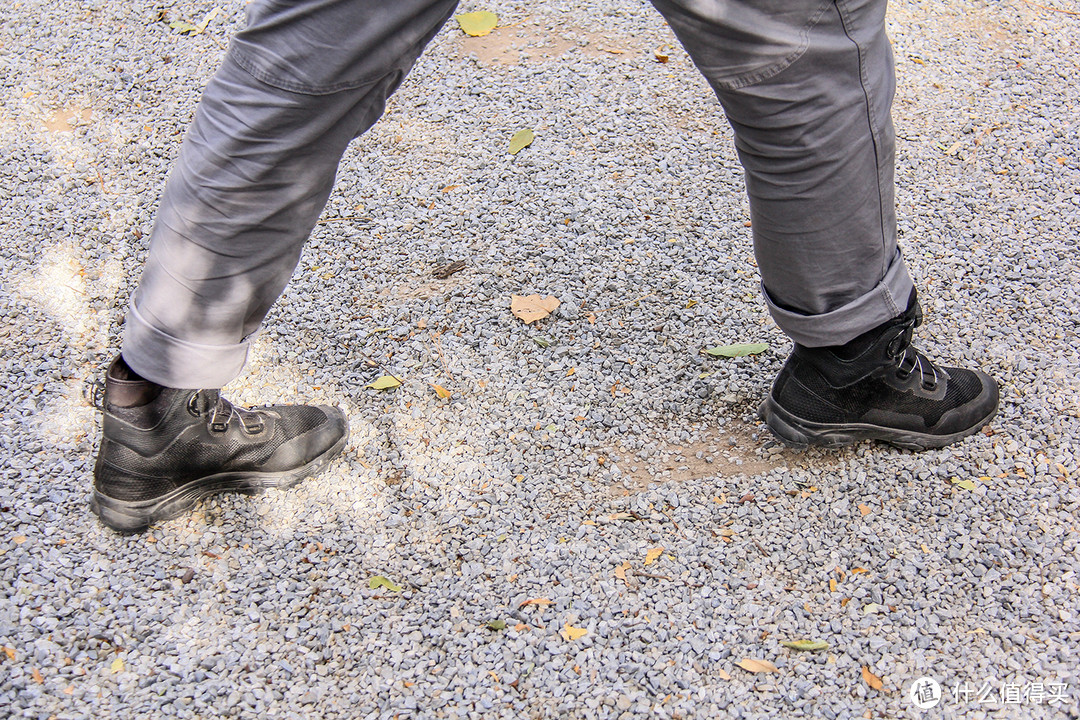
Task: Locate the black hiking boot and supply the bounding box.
[760,292,998,451]
[91,356,348,532]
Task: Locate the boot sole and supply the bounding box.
[759,396,997,452]
[90,435,347,533]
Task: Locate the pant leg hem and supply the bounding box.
[121,304,249,389]
[764,249,914,347]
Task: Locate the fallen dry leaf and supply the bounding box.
[560,623,588,641]
[614,561,630,581]
[430,383,452,399]
[510,294,560,324]
[110,657,124,674]
[644,547,664,566]
[736,658,779,674]
[858,503,872,516]
[861,666,883,690]
[717,668,732,680]
[829,578,837,592]
[3,647,14,661]
[519,597,554,609]
[32,668,43,684]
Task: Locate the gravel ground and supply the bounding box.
[2,0,1079,718]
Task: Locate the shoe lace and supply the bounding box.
[888,323,940,391]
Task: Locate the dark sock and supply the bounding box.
[109,356,165,408]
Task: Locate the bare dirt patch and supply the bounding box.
[44,106,92,133]
[454,19,642,66]
[607,417,838,496]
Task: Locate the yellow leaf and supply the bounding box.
[861,666,883,690]
[110,657,124,674]
[508,128,535,155]
[566,367,576,377]
[430,383,452,399]
[829,579,837,592]
[736,659,779,674]
[488,670,500,682]
[368,576,403,592]
[858,503,872,516]
[31,668,43,684]
[510,294,560,324]
[365,375,401,391]
[654,44,673,63]
[560,623,588,641]
[614,561,630,581]
[3,647,14,661]
[851,567,869,575]
[456,10,498,37]
[644,547,664,566]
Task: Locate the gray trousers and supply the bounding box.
[122,0,915,389]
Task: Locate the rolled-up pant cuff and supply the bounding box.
[763,249,915,348]
[120,303,249,389]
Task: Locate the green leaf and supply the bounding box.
[509,129,535,155]
[365,375,401,391]
[533,336,550,348]
[368,576,402,592]
[486,619,507,630]
[950,477,976,490]
[456,11,498,37]
[704,343,769,358]
[781,639,829,651]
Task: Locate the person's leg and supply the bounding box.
[651,0,997,448]
[94,0,459,531]
[124,0,460,388]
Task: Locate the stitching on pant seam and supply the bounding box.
[834,0,890,281]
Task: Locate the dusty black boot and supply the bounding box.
[760,292,998,451]
[91,357,348,532]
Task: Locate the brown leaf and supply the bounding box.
[861,666,883,690]
[644,547,664,566]
[560,623,588,641]
[3,647,15,661]
[858,503,872,516]
[717,668,732,680]
[518,597,554,609]
[510,294,560,324]
[32,668,43,684]
[736,658,779,674]
[654,44,673,63]
[430,383,452,399]
[614,562,630,581]
[514,623,528,631]
[12,536,26,544]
